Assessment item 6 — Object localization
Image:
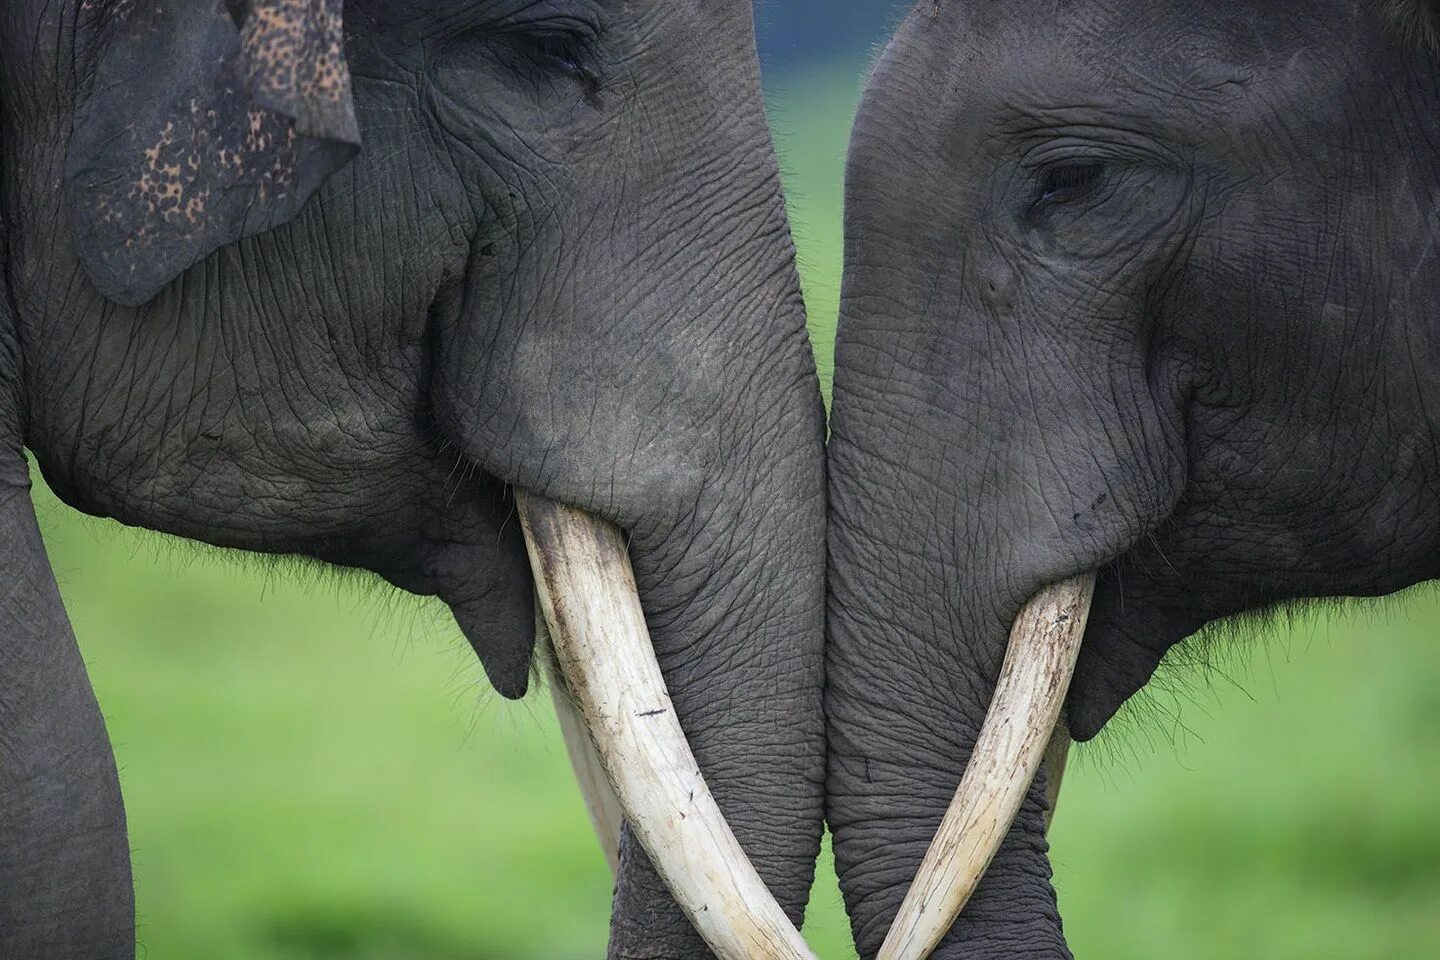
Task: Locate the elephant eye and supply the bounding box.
[1035,161,1106,205]
[509,28,599,90]
[525,32,589,74]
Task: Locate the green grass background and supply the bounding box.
[29,68,1440,959]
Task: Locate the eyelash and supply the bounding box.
[495,21,601,102]
[521,32,591,74]
[1034,162,1107,206]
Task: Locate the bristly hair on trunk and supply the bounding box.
[1378,0,1440,53]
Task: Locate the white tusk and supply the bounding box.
[876,573,1096,960]
[1042,724,1071,834]
[539,608,623,876]
[516,491,818,960]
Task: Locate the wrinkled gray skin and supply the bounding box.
[828,0,1440,956]
[1,1,826,957]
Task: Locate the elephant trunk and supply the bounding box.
[876,575,1094,960]
[825,447,1077,959]
[518,492,819,960]
[592,387,827,959]
[435,162,828,955]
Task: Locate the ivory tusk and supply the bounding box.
[516,491,817,960]
[540,609,623,875]
[1042,724,1071,834]
[876,573,1096,960]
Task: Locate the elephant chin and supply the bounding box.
[513,491,818,960]
[875,574,1097,960]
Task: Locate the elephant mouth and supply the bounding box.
[514,491,818,960]
[872,574,1097,960]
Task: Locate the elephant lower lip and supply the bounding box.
[1065,555,1223,741]
[448,595,533,699]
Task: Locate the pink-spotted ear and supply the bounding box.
[65,0,360,307]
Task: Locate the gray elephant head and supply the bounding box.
[827,0,1440,956]
[1,1,825,956]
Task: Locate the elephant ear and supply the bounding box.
[65,0,360,307]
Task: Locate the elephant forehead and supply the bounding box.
[891,0,1343,135]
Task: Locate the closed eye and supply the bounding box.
[488,20,602,98]
[1035,162,1106,205]
[516,31,593,78]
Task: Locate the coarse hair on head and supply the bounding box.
[1377,0,1440,54]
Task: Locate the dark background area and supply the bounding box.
[755,0,906,73]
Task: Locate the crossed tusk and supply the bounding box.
[527,495,1084,960]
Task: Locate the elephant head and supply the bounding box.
[1,1,825,956]
[827,0,1440,956]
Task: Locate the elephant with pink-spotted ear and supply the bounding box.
[1,1,826,957]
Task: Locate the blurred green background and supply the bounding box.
[29,37,1440,960]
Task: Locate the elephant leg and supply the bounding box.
[0,473,134,959]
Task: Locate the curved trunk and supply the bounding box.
[825,473,1074,958]
[417,4,827,948]
[0,473,134,960]
[598,406,827,958]
[519,493,817,960]
[876,576,1092,960]
[437,134,829,957]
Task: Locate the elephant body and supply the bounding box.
[1,2,826,956]
[828,0,1440,956]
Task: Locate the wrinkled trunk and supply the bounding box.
[0,473,134,960]
[1,257,133,955]
[489,362,826,959]
[521,486,825,960]
[602,434,826,957]
[825,454,1073,958]
[825,273,1184,956]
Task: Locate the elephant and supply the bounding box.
[826,0,1440,957]
[0,1,827,957]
